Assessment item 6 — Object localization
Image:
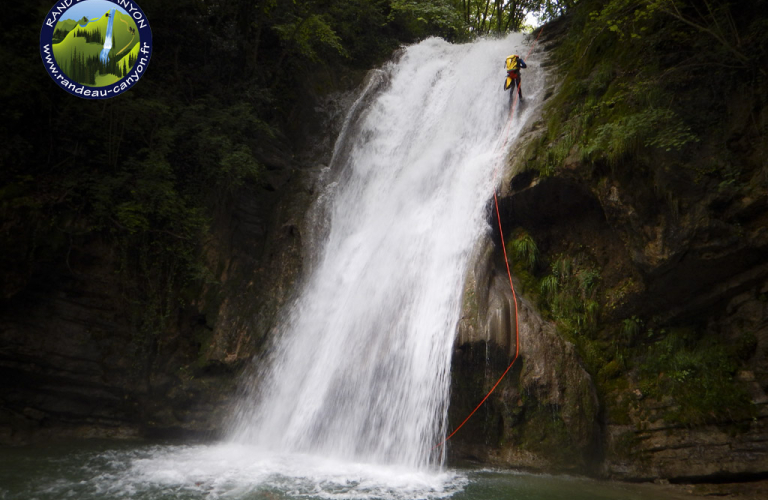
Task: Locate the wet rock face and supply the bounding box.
[606,419,768,483]
[581,166,768,481]
[591,175,768,327]
[605,287,768,482]
[0,258,142,443]
[456,115,768,480]
[448,237,601,473]
[494,106,768,480]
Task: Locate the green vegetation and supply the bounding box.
[538,254,602,335]
[638,328,756,425]
[506,230,603,340]
[73,27,105,44]
[52,19,78,43]
[510,229,539,270]
[508,239,756,431]
[504,1,766,449]
[504,224,755,434]
[53,11,139,86]
[383,1,561,41]
[522,0,767,179]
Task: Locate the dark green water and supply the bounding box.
[0,441,686,500]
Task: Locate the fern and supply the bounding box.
[510,231,539,271]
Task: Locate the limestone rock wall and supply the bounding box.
[449,237,601,473]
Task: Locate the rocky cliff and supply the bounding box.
[445,5,768,483]
[448,236,601,473]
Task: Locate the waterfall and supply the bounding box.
[100,9,116,64]
[229,33,545,470]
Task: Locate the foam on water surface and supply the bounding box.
[0,442,689,500]
[2,443,467,500]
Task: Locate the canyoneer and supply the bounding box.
[504,54,527,101]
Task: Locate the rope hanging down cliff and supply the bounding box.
[435,25,544,450]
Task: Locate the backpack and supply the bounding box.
[505,55,520,73]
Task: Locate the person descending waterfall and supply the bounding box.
[504,54,527,101]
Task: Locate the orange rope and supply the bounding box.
[435,25,544,450]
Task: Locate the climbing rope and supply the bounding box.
[436,25,545,450]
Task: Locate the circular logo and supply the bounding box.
[40,0,153,99]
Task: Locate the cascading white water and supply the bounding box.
[229,33,546,471]
[100,9,116,64]
[0,33,547,500]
